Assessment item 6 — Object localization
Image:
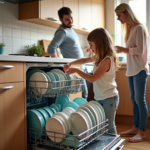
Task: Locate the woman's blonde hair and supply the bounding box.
[87,28,120,70]
[115,3,148,43]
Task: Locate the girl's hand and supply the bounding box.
[66,68,77,75]
[115,46,129,54]
[86,47,92,53]
[64,63,70,73]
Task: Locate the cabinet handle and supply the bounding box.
[0,86,14,90]
[48,17,58,21]
[82,27,88,30]
[0,65,14,68]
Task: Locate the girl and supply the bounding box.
[64,28,120,135]
[115,3,149,142]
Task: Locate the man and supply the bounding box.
[47,7,88,100]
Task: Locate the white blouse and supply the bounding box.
[126,25,149,76]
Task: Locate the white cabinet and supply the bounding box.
[79,0,92,32]
[91,0,105,30]
[64,0,79,29]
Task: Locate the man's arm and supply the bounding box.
[49,53,57,57]
[47,29,66,57]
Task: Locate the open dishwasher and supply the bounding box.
[26,62,125,150]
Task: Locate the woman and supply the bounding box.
[115,3,149,143]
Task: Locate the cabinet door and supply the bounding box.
[116,67,133,116]
[91,0,105,30]
[0,82,26,150]
[79,0,91,32]
[40,0,63,24]
[69,65,82,101]
[64,0,79,29]
[0,62,24,83]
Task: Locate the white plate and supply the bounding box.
[70,111,90,139]
[57,73,65,88]
[69,74,76,90]
[62,107,76,117]
[52,115,67,134]
[89,101,106,121]
[46,117,66,142]
[53,112,71,133]
[84,103,101,130]
[29,72,48,95]
[89,101,103,123]
[76,104,96,132]
[77,109,93,135]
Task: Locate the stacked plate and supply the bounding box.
[27,69,50,95]
[70,101,106,139]
[27,105,60,138]
[27,68,81,96]
[46,112,71,142]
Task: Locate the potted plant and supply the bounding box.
[25,44,43,55]
[0,42,6,55]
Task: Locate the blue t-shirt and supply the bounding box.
[47,25,84,59]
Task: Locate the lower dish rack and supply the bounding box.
[28,119,108,150]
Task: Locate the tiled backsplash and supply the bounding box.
[0,2,88,55]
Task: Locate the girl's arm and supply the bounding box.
[66,58,110,83]
[64,56,94,72]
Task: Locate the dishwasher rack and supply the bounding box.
[27,78,84,99]
[28,119,109,150]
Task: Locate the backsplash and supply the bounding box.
[0,2,88,55]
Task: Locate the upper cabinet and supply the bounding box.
[19,0,105,35]
[40,0,63,24]
[91,0,105,30]
[79,0,91,32]
[64,0,79,29]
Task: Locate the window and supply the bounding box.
[115,0,148,60]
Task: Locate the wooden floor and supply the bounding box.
[116,124,150,150]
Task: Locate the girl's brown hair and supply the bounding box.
[87,28,120,70]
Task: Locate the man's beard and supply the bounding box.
[62,22,72,28]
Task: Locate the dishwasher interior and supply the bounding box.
[26,62,125,150]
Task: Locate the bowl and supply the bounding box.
[55,95,70,111]
[73,97,87,105]
[62,101,79,111]
[118,56,124,62]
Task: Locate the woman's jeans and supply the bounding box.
[128,70,148,131]
[97,95,119,134]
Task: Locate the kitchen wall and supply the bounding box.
[105,0,115,37]
[0,2,88,55]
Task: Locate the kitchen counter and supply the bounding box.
[0,55,76,63]
[1,55,150,66]
[0,55,126,65]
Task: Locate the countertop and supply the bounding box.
[0,55,76,63]
[0,55,128,65]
